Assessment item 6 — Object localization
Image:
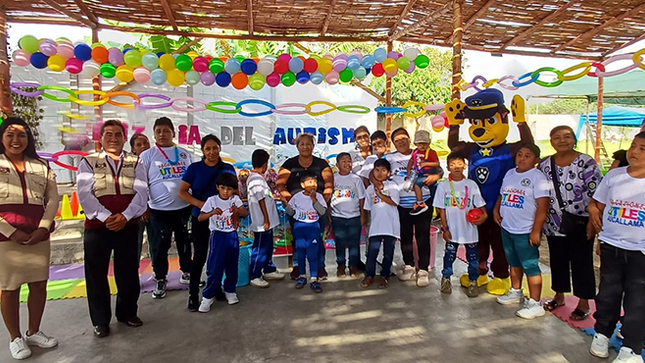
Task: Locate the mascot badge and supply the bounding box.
[445,88,534,295]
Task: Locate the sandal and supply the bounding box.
[570,308,590,321]
[378,278,389,289]
[360,277,374,288]
[543,299,565,312]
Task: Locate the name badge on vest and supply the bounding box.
[0,166,10,174]
[95,162,107,170]
[123,163,135,169]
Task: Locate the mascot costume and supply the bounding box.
[445,88,533,295]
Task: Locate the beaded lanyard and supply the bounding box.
[448,175,469,210]
[156,144,180,165]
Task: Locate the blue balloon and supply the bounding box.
[365,67,371,75]
[310,71,323,85]
[216,72,231,87]
[288,57,304,73]
[224,58,240,74]
[30,52,49,69]
[142,53,159,70]
[240,59,257,75]
[362,55,375,69]
[374,48,387,63]
[123,48,133,54]
[296,71,310,84]
[150,69,167,85]
[156,52,165,57]
[353,66,367,80]
[347,56,361,71]
[74,44,92,61]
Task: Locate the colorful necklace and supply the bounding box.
[448,175,469,210]
[156,144,179,165]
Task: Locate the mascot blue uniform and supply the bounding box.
[445,88,534,295]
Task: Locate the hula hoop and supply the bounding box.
[206,102,242,114]
[633,48,645,71]
[595,53,639,77]
[237,99,276,117]
[512,72,539,88]
[37,152,57,162]
[272,103,311,116]
[52,150,89,171]
[401,101,426,118]
[69,90,109,106]
[104,91,140,109]
[306,101,337,116]
[135,93,173,110]
[531,67,563,87]
[10,82,44,97]
[587,62,606,78]
[498,75,519,91]
[170,97,208,113]
[559,62,592,81]
[37,85,75,103]
[374,106,405,114]
[337,105,371,114]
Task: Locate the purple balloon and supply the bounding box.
[200,71,215,86]
[108,47,124,66]
[387,51,401,60]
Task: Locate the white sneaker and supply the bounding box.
[250,277,270,288]
[516,299,545,320]
[198,297,214,313]
[263,271,285,280]
[416,270,429,287]
[590,333,610,359]
[613,347,644,363]
[496,288,523,305]
[225,292,239,305]
[398,265,416,281]
[24,331,58,348]
[9,337,32,360]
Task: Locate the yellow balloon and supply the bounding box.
[115,65,134,83]
[159,54,176,71]
[432,124,444,133]
[318,58,333,74]
[47,54,66,72]
[167,69,185,87]
[186,51,199,60]
[382,58,397,73]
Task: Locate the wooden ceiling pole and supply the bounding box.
[72,0,98,25]
[41,0,97,28]
[451,0,464,101]
[0,2,12,117]
[444,0,494,44]
[91,28,102,151]
[385,41,393,143]
[389,0,418,36]
[595,77,603,162]
[320,0,338,36]
[602,32,645,57]
[552,2,645,54]
[247,0,254,36]
[389,1,451,41]
[160,0,179,31]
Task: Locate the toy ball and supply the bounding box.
[167,69,185,87]
[192,56,209,72]
[373,48,387,63]
[150,68,167,85]
[296,71,310,84]
[382,58,397,73]
[185,70,200,85]
[397,56,411,70]
[224,58,241,74]
[339,68,353,83]
[133,67,151,83]
[310,71,324,85]
[108,47,124,66]
[317,58,333,74]
[158,54,175,71]
[175,54,193,72]
[124,49,142,68]
[414,54,430,69]
[141,53,159,70]
[361,55,375,69]
[325,70,339,85]
[467,209,483,223]
[74,44,92,61]
[288,57,304,73]
[240,59,258,75]
[248,73,265,90]
[332,56,347,72]
[303,58,318,73]
[353,66,367,80]
[47,54,66,72]
[257,59,274,76]
[266,72,280,87]
[274,59,289,75]
[371,63,385,77]
[200,71,216,86]
[65,58,83,74]
[38,39,58,57]
[56,41,75,59]
[20,35,40,54]
[91,46,109,63]
[216,72,232,87]
[281,71,296,87]
[403,47,420,60]
[13,50,31,67]
[99,63,116,78]
[208,58,225,74]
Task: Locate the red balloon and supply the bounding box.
[467,209,483,223]
[304,58,318,73]
[274,59,289,75]
[372,63,385,77]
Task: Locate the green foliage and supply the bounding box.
[528,99,596,115]
[10,88,44,148]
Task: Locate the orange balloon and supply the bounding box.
[298,56,306,63]
[231,73,248,90]
[91,46,109,64]
[251,57,260,63]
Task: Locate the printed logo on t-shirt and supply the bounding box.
[157,161,188,180]
[443,193,472,208]
[296,210,319,222]
[213,214,235,230]
[372,189,389,205]
[501,188,526,209]
[333,186,357,200]
[606,199,645,228]
[520,178,531,187]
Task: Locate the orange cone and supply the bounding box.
[70,191,80,217]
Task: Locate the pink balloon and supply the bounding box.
[65,58,83,74]
[439,110,447,120]
[349,51,363,61]
[133,67,151,83]
[325,70,339,85]
[277,54,291,63]
[431,115,445,129]
[404,62,416,74]
[193,56,209,72]
[386,69,398,77]
[266,72,280,87]
[56,41,75,59]
[39,39,58,57]
[387,51,401,59]
[12,50,31,67]
[108,47,124,66]
[200,71,215,86]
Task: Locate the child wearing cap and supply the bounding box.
[405,130,440,215]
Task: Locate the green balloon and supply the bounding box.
[397,57,411,70]
[19,35,39,54]
[339,68,353,83]
[175,54,193,72]
[185,70,200,85]
[235,55,245,63]
[209,58,224,74]
[124,50,142,68]
[249,73,265,91]
[281,71,296,87]
[99,63,116,78]
[414,54,429,69]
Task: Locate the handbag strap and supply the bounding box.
[549,157,566,212]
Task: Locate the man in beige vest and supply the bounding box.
[77,120,148,338]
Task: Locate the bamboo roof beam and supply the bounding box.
[320,0,337,37]
[160,0,179,31]
[389,0,418,36]
[41,0,97,28]
[389,1,451,42]
[602,32,645,57]
[552,2,645,54]
[444,0,495,44]
[72,0,98,25]
[247,0,254,36]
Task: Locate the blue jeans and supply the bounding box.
[203,231,239,298]
[250,230,278,280]
[365,235,396,278]
[442,241,478,281]
[293,221,320,279]
[331,216,361,268]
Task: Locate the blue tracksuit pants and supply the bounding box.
[250,230,278,280]
[293,221,320,279]
[202,231,239,298]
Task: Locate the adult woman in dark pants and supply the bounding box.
[277,133,334,280]
[130,133,151,263]
[178,135,236,311]
[538,125,602,320]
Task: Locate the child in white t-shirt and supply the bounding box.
[361,159,400,289]
[282,173,327,293]
[197,173,248,312]
[587,132,645,360]
[331,152,366,278]
[433,153,487,297]
[247,149,285,288]
[494,143,550,320]
[358,130,388,187]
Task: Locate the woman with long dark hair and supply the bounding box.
[0,117,59,359]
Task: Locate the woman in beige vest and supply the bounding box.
[0,117,59,360]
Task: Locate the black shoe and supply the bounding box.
[188,295,199,312]
[93,326,110,338]
[118,317,143,328]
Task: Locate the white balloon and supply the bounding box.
[81,60,100,77]
[403,48,420,60]
[257,59,274,76]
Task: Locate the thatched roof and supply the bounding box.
[6,0,645,59]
